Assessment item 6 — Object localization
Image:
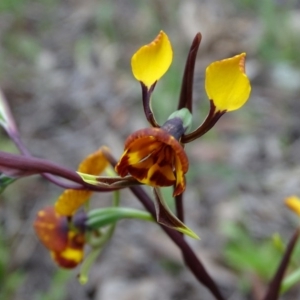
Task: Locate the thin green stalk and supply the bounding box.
[281,268,300,294]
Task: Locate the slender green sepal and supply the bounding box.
[153,188,199,239]
[77,172,140,188]
[77,172,99,185]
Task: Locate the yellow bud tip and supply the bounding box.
[78,274,88,285]
[285,195,300,216]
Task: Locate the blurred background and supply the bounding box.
[1,0,300,299]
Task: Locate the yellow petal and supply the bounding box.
[205,53,251,112]
[78,147,109,175]
[131,30,173,88]
[55,189,92,216]
[285,195,300,216]
[55,148,109,215]
[50,232,85,269]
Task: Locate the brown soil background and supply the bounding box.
[1,0,300,299]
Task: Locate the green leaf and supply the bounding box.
[281,268,300,294]
[153,188,199,239]
[86,207,154,229]
[0,173,16,193]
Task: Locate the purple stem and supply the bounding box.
[181,101,225,144]
[263,229,300,300]
[175,192,184,224]
[9,132,88,189]
[0,151,112,192]
[177,32,202,113]
[141,82,160,128]
[130,186,225,300]
[102,150,225,300]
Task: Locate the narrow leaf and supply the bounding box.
[0,173,16,193]
[153,188,199,239]
[263,229,300,300]
[281,268,300,294]
[77,172,140,188]
[87,207,154,229]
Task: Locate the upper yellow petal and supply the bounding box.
[55,148,109,216]
[285,195,300,216]
[131,30,173,88]
[205,53,251,112]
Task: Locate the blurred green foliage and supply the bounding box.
[222,222,300,293]
[0,228,24,300]
[235,0,300,65]
[0,0,24,13]
[33,270,71,300]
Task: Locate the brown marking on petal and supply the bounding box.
[50,232,85,269]
[239,55,246,73]
[51,248,83,269]
[127,166,149,181]
[150,170,175,186]
[51,251,78,269]
[116,127,188,189]
[173,178,186,196]
[33,206,68,252]
[68,232,85,249]
[123,128,188,172]
[123,128,156,149]
[148,30,164,48]
[115,153,131,177]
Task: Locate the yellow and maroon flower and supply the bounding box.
[115,127,188,196]
[33,149,110,268]
[33,206,85,269]
[118,30,251,194]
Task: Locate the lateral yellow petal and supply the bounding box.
[205,53,251,112]
[285,195,300,216]
[131,30,173,88]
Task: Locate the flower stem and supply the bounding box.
[130,185,225,300]
[175,192,184,224]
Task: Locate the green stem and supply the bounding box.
[113,190,120,207]
[87,207,154,229]
[281,268,300,294]
[78,246,103,285]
